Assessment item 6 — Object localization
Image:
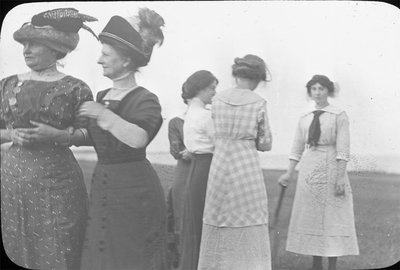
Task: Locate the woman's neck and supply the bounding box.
[315,100,330,110]
[112,71,137,90]
[191,97,206,108]
[30,63,61,79]
[236,78,257,91]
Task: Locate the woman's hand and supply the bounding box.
[9,129,33,146]
[335,176,346,196]
[79,101,106,119]
[278,172,292,187]
[179,149,193,160]
[16,121,59,143]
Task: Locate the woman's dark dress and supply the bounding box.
[0,75,93,270]
[81,87,167,270]
[167,117,191,267]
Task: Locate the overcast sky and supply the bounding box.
[1,1,399,156]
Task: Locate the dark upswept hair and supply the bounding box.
[232,54,267,82]
[181,70,218,104]
[306,74,335,96]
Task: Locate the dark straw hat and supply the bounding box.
[99,16,148,64]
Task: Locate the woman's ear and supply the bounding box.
[122,57,131,68]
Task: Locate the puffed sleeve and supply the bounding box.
[335,111,350,161]
[289,118,306,161]
[125,92,162,142]
[168,118,184,160]
[256,100,272,151]
[71,80,94,129]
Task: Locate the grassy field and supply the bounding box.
[77,159,400,270]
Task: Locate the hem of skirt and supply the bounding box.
[203,222,269,228]
[286,248,360,257]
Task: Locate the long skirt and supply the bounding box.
[286,146,359,256]
[171,159,191,240]
[178,153,213,270]
[1,144,88,270]
[167,159,191,267]
[198,224,271,270]
[80,159,167,270]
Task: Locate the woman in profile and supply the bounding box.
[166,90,192,268]
[0,8,96,270]
[278,75,359,270]
[79,8,167,270]
[198,55,273,270]
[178,70,218,270]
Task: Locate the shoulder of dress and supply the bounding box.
[322,105,345,115]
[134,87,160,102]
[0,75,18,85]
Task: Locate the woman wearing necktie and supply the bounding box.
[278,75,359,270]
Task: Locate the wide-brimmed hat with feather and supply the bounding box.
[13,8,98,54]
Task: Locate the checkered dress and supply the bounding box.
[203,88,272,227]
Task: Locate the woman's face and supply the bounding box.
[198,80,217,105]
[97,43,130,79]
[309,82,329,104]
[22,40,57,71]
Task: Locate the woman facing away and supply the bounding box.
[166,93,193,268]
[78,8,167,270]
[198,54,273,270]
[0,8,96,270]
[278,75,359,270]
[178,70,218,270]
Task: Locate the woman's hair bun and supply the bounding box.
[232,54,267,81]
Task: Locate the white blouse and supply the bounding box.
[289,104,350,162]
[183,97,214,154]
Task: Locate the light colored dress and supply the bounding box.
[198,88,272,270]
[286,104,359,257]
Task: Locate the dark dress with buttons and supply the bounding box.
[0,75,93,270]
[81,87,167,270]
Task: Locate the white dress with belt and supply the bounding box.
[286,104,359,256]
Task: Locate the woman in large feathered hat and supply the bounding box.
[78,8,167,270]
[0,7,97,270]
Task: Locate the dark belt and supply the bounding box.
[97,152,146,164]
[191,153,213,160]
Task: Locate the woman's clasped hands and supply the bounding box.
[10,121,74,146]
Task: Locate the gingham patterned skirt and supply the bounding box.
[203,138,269,227]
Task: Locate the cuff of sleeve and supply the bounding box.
[289,154,301,162]
[96,109,118,131]
[336,152,350,162]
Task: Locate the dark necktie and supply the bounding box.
[307,110,325,147]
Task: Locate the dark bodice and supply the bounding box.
[88,87,163,164]
[0,75,93,130]
[168,117,185,160]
